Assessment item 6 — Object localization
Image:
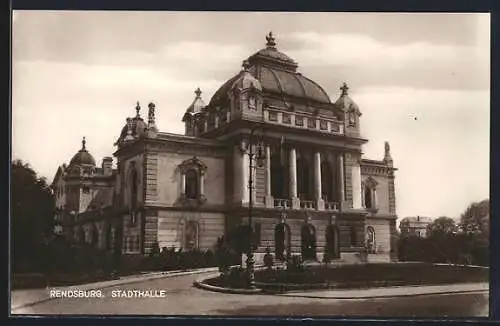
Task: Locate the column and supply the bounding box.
[289,147,299,209]
[372,188,378,209]
[314,152,324,210]
[199,173,205,197]
[242,142,250,204]
[338,153,345,209]
[180,173,186,195]
[351,164,362,209]
[264,144,274,208]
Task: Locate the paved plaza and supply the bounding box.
[11,271,489,317]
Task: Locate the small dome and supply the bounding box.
[186,88,206,114]
[69,137,96,167]
[116,102,148,144]
[334,83,360,112]
[230,60,262,92]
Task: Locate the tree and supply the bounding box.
[460,199,489,237]
[11,160,55,272]
[427,216,456,236]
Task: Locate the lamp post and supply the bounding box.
[241,126,266,289]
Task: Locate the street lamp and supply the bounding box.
[241,126,266,289]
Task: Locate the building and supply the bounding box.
[52,32,399,264]
[399,216,432,238]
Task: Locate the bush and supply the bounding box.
[398,233,489,267]
[287,254,304,272]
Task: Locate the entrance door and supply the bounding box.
[301,224,317,260]
[274,223,291,261]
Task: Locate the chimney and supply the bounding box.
[102,157,113,176]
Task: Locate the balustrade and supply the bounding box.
[263,107,343,135]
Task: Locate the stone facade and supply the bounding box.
[52,33,399,264]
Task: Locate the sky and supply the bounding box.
[11,11,490,220]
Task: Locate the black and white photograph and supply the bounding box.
[10,11,490,317]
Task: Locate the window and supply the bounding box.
[248,95,256,110]
[363,177,378,210]
[179,157,207,205]
[197,119,205,135]
[364,186,372,208]
[282,113,291,124]
[348,111,356,127]
[185,170,199,199]
[82,186,90,194]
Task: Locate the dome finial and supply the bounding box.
[195,88,202,98]
[266,31,276,48]
[340,82,349,96]
[81,136,86,150]
[135,101,141,118]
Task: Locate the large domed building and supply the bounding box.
[53,32,398,263]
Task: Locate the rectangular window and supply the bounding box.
[331,122,340,133]
[320,120,328,130]
[295,116,304,126]
[307,118,316,129]
[269,112,278,122]
[282,113,291,124]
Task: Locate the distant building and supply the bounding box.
[51,32,399,264]
[399,216,432,238]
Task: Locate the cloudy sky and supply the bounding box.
[12,11,490,220]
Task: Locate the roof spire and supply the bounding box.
[340,82,349,96]
[135,101,141,118]
[81,136,86,151]
[195,88,202,98]
[266,31,276,48]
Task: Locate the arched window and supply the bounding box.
[364,186,372,208]
[185,169,199,199]
[348,110,356,127]
[366,226,376,253]
[364,176,378,210]
[325,224,340,260]
[179,157,207,205]
[301,223,317,260]
[274,222,291,260]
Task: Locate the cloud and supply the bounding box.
[282,31,489,91]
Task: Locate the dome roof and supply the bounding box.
[186,88,206,114]
[334,83,360,112]
[209,32,331,106]
[69,137,96,167]
[117,102,148,143]
[230,60,262,91]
